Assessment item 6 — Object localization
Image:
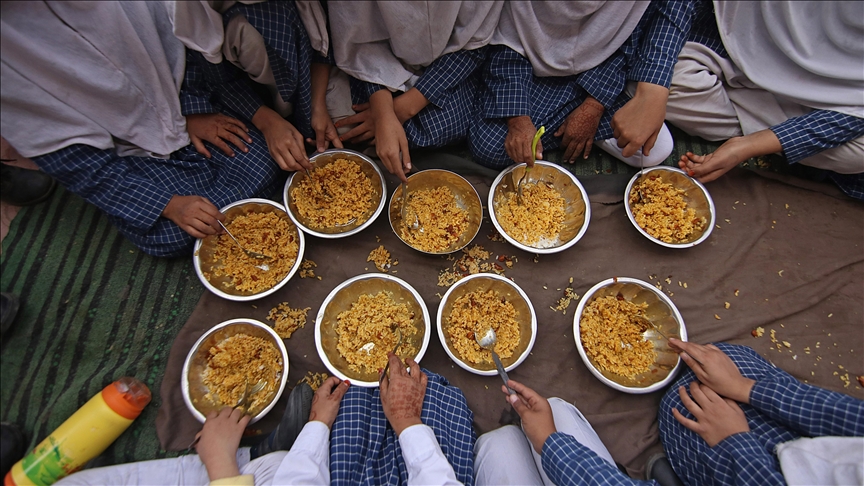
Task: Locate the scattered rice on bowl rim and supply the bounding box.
[497,181,565,247]
[291,158,374,228]
[335,291,417,373]
[629,175,704,243]
[446,289,520,365]
[401,186,468,253]
[204,212,298,294]
[202,333,282,413]
[579,294,656,377]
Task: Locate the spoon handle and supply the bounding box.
[491,351,516,395]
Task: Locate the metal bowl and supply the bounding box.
[283,149,386,238]
[489,161,590,254]
[437,273,537,375]
[193,199,305,301]
[624,167,715,248]
[388,170,483,254]
[315,274,431,387]
[182,318,289,423]
[573,277,688,394]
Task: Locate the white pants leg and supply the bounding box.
[56,448,287,486]
[474,399,616,486]
[474,425,545,486]
[598,123,674,168]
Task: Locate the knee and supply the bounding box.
[468,123,512,170]
[643,124,674,166]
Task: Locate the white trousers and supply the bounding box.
[56,448,287,486]
[598,123,674,169]
[666,42,864,174]
[474,398,615,486]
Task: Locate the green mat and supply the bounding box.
[0,128,729,466]
[1,187,202,464]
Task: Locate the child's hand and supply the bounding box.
[672,382,750,447]
[197,407,251,481]
[309,376,350,429]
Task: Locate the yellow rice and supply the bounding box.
[497,181,565,247]
[401,186,468,253]
[335,292,417,373]
[202,333,282,414]
[446,289,520,365]
[579,295,656,377]
[629,176,704,243]
[206,212,298,293]
[292,158,374,228]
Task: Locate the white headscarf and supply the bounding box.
[490,1,650,77]
[327,1,504,92]
[714,1,864,118]
[0,1,223,159]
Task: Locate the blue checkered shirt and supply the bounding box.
[660,343,864,486]
[329,370,476,485]
[541,433,656,485]
[222,1,316,138]
[349,49,487,148]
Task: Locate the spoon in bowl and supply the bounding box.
[475,326,516,395]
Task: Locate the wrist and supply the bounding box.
[734,378,756,404]
[204,456,240,481]
[251,105,281,132]
[390,417,422,436]
[507,115,532,128]
[582,97,605,113]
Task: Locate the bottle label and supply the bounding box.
[22,436,77,486]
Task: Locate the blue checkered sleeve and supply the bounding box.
[414,49,486,109]
[180,50,217,116]
[33,145,173,233]
[542,433,654,485]
[703,433,786,485]
[350,78,389,105]
[188,50,263,122]
[480,45,536,119]
[576,51,628,109]
[628,0,696,88]
[770,110,864,164]
[749,369,864,437]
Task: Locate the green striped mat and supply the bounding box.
[1,187,202,464]
[0,127,729,466]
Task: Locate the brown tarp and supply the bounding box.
[157,154,864,477]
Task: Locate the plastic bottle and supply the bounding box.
[4,377,151,486]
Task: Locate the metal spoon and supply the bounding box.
[475,326,515,395]
[380,327,403,379]
[517,126,545,205]
[218,220,271,271]
[400,182,419,231]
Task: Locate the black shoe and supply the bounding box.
[0,293,20,336]
[0,423,27,477]
[249,383,314,459]
[646,453,685,486]
[0,163,56,206]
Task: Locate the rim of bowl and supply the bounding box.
[181,318,289,423]
[489,161,591,254]
[624,166,716,248]
[388,169,483,255]
[283,148,387,239]
[314,273,431,387]
[193,198,305,302]
[572,277,688,394]
[436,273,538,376]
